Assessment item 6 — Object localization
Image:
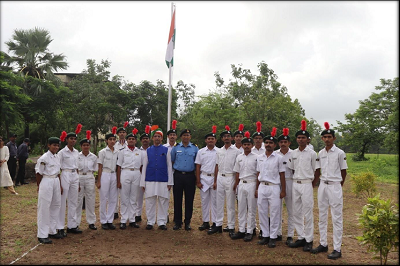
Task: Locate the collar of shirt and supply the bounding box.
[324,144,337,153]
[127,146,136,151]
[177,141,194,148]
[62,146,78,154]
[79,151,94,157]
[47,150,58,158]
[105,145,118,153]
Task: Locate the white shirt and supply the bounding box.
[58,146,79,170]
[287,146,317,180]
[233,152,258,180]
[195,146,219,174]
[233,144,244,153]
[316,144,348,182]
[308,143,314,151]
[35,150,61,176]
[97,146,119,171]
[216,144,241,174]
[252,145,266,155]
[256,152,285,184]
[114,140,127,151]
[78,151,98,173]
[117,146,143,169]
[163,142,176,153]
[275,149,294,179]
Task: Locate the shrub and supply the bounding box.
[357,194,399,265]
[351,171,377,198]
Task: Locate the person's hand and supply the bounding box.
[213,182,217,190]
[280,191,286,199]
[196,182,203,189]
[141,187,145,192]
[117,182,121,189]
[60,186,63,195]
[255,190,258,198]
[167,185,172,191]
[96,182,101,189]
[78,186,81,192]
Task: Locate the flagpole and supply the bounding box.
[167,2,174,132]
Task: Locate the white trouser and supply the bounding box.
[145,195,169,226]
[318,181,343,251]
[292,181,314,242]
[278,179,294,237]
[58,171,79,229]
[114,189,120,214]
[237,180,257,234]
[215,174,236,228]
[136,184,144,217]
[257,183,281,238]
[120,169,141,223]
[37,177,61,238]
[99,172,118,224]
[200,175,217,223]
[76,174,96,225]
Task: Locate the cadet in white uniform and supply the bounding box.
[136,125,151,223]
[35,137,62,244]
[311,122,348,260]
[116,128,143,229]
[233,124,245,153]
[288,120,317,252]
[114,122,128,220]
[76,131,98,230]
[195,126,218,231]
[97,127,119,230]
[230,131,258,242]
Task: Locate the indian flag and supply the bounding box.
[165,6,176,68]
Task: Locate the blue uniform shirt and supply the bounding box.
[171,142,199,172]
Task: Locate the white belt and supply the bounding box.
[43,174,58,178]
[260,181,279,186]
[240,179,257,183]
[122,168,140,171]
[201,172,214,177]
[62,169,77,173]
[79,171,93,176]
[293,179,312,184]
[102,169,115,173]
[219,173,234,177]
[321,180,340,185]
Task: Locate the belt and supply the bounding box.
[62,169,77,173]
[201,172,214,177]
[175,170,194,175]
[260,181,279,186]
[79,171,93,176]
[322,180,340,185]
[241,179,257,183]
[220,173,234,177]
[43,174,58,178]
[102,169,115,173]
[123,168,140,171]
[293,179,312,184]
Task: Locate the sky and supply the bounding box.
[1,1,398,129]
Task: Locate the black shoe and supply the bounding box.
[38,237,52,244]
[223,226,230,232]
[230,231,245,240]
[211,222,216,229]
[89,224,97,230]
[114,213,119,220]
[146,224,154,230]
[185,224,192,231]
[257,237,270,245]
[22,181,29,185]
[129,222,140,228]
[228,229,235,237]
[328,250,342,260]
[252,228,257,236]
[107,223,116,230]
[207,226,222,235]
[173,224,182,230]
[15,183,21,187]
[311,244,328,254]
[258,230,263,239]
[276,235,282,241]
[268,238,277,248]
[198,222,210,231]
[285,237,293,246]
[135,216,142,222]
[49,233,63,239]
[120,223,127,230]
[244,233,254,242]
[101,223,109,230]
[289,238,306,248]
[303,241,313,252]
[59,229,67,237]
[67,227,82,234]
[159,225,167,230]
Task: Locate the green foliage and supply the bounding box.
[352,151,370,161]
[356,194,399,265]
[351,171,377,198]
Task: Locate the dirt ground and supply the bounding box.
[0,164,398,265]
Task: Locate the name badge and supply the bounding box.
[177,150,182,153]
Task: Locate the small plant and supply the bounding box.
[351,171,377,198]
[356,194,399,265]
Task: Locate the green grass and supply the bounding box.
[346,153,399,183]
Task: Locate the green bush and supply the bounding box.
[351,171,377,198]
[357,194,399,265]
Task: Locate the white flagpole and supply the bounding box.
[167,2,174,131]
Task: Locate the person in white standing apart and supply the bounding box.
[0,136,18,195]
[195,125,219,231]
[275,128,295,245]
[76,130,98,230]
[57,124,83,237]
[164,119,178,224]
[140,127,173,230]
[136,125,151,223]
[311,122,348,260]
[116,128,143,230]
[233,124,245,153]
[230,131,258,242]
[97,127,119,230]
[35,137,62,244]
[114,121,129,220]
[255,127,286,248]
[207,125,240,236]
[288,120,317,252]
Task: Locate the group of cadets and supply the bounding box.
[35,119,347,260]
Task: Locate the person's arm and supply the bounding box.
[116,165,122,189]
[97,163,102,189]
[233,172,240,191]
[213,164,218,190]
[279,172,286,199]
[255,173,260,198]
[196,164,202,189]
[167,149,173,190]
[313,168,321,187]
[341,169,347,187]
[140,154,148,191]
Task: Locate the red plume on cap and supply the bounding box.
[112,126,117,135]
[324,122,330,130]
[256,121,262,133]
[124,121,129,128]
[238,124,244,131]
[244,131,250,138]
[151,125,159,131]
[271,127,277,137]
[60,131,67,142]
[212,125,217,134]
[283,128,289,136]
[75,123,82,135]
[301,120,307,131]
[172,120,177,130]
[86,130,91,140]
[132,128,138,135]
[225,125,230,131]
[145,125,151,134]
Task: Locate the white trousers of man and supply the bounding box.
[114,189,120,214]
[277,179,294,237]
[76,173,96,226]
[317,181,343,252]
[37,177,61,238]
[257,183,281,238]
[199,174,217,224]
[99,172,118,224]
[215,174,236,229]
[120,169,141,224]
[292,181,314,242]
[58,171,79,230]
[146,196,169,226]
[238,180,257,234]
[136,185,144,218]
